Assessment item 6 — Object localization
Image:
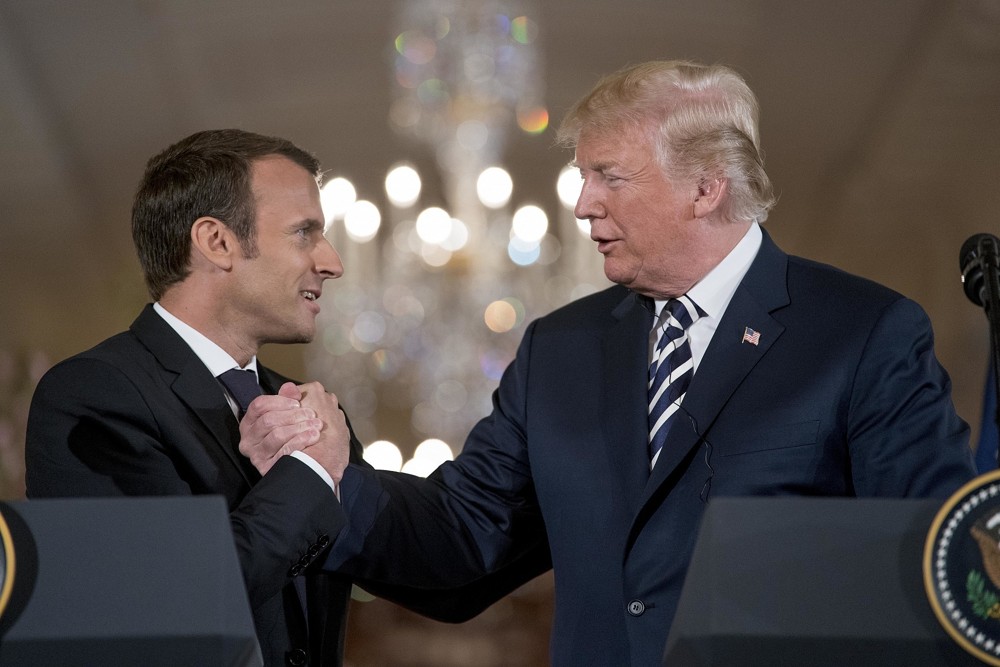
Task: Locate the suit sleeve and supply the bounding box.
[25,356,345,612]
[847,297,975,497]
[325,322,551,616]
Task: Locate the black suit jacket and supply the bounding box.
[25,304,361,667]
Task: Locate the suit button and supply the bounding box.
[285,648,307,666]
[627,599,645,616]
[289,564,302,577]
[317,534,330,547]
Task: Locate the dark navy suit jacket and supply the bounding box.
[332,231,977,666]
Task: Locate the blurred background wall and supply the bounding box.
[0,1,997,664]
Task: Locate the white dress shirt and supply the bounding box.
[651,222,763,370]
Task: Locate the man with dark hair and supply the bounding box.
[26,129,356,666]
[316,61,977,666]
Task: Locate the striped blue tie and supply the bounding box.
[648,296,699,465]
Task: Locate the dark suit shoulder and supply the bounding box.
[759,256,941,356]
[35,331,156,402]
[33,330,184,414]
[532,284,630,332]
[785,254,905,308]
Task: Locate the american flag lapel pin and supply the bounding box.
[742,326,761,346]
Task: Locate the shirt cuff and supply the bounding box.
[289,450,339,498]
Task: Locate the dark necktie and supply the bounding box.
[648,296,699,465]
[218,368,262,419]
[220,368,315,633]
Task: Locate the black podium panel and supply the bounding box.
[662,497,979,666]
[0,496,261,667]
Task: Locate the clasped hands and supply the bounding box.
[237,381,350,482]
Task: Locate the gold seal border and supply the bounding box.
[924,468,1000,666]
[0,507,15,620]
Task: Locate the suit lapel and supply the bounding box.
[130,305,259,485]
[601,291,656,512]
[638,231,791,507]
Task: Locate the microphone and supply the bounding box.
[961,233,1000,310]
[673,400,715,502]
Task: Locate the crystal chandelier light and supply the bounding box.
[307,0,606,472]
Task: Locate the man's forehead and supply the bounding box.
[250,155,319,190]
[573,132,641,170]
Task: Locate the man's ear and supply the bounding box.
[190,217,236,270]
[693,177,728,219]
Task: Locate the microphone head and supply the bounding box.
[961,233,999,307]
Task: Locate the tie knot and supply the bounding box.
[218,368,262,416]
[661,296,698,332]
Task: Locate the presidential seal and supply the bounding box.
[0,506,14,621]
[925,469,1000,665]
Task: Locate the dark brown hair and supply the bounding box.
[132,129,320,300]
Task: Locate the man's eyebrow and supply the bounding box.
[577,160,616,173]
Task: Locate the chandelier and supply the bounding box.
[307,0,606,474]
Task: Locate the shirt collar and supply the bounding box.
[153,302,258,378]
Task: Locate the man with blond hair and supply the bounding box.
[323,62,976,665]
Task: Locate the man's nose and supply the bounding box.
[316,238,344,279]
[574,181,605,221]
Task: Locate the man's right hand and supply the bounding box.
[295,381,352,484]
[238,382,322,474]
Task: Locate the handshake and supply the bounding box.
[237,381,350,482]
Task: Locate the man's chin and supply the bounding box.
[602,261,634,288]
[263,328,314,347]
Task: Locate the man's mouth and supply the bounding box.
[594,239,617,254]
[301,290,319,301]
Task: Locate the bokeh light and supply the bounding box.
[385,163,422,208]
[508,237,541,266]
[517,105,549,134]
[557,165,582,209]
[510,16,538,44]
[560,164,591,235]
[352,311,387,346]
[320,177,357,225]
[479,348,510,381]
[417,78,449,105]
[484,299,517,333]
[476,167,513,209]
[394,30,437,65]
[420,243,452,267]
[414,438,454,465]
[415,206,451,244]
[401,436,454,477]
[440,218,469,251]
[511,204,548,242]
[344,200,381,242]
[363,440,403,471]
